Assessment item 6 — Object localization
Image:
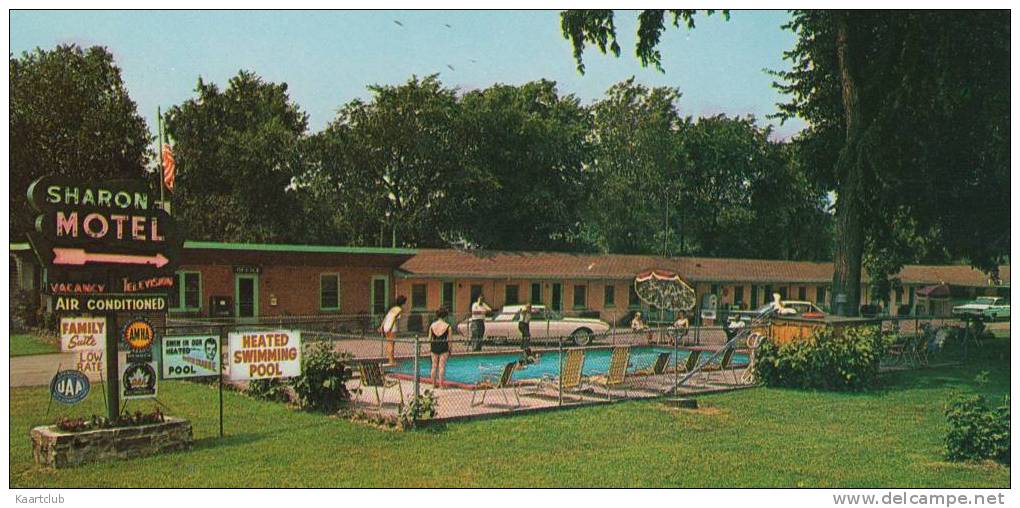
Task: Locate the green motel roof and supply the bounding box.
[9,241,416,256]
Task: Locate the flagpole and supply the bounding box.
[157,106,165,207]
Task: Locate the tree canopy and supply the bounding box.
[561,9,1010,313]
[164,71,309,243]
[10,45,150,239]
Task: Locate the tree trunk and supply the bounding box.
[831,11,865,317]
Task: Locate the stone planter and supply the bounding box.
[31,417,192,468]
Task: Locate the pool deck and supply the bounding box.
[346,365,753,422]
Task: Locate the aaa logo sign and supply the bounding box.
[228,330,301,381]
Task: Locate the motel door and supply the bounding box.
[235,274,259,320]
[371,275,390,324]
[441,281,455,315]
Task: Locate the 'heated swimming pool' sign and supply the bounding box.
[227,330,302,381]
[26,176,182,275]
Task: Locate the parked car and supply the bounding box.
[952,296,1008,319]
[981,300,1010,321]
[727,300,826,328]
[455,305,610,346]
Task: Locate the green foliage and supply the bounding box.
[245,378,290,403]
[164,71,309,243]
[398,389,439,428]
[774,11,1010,276]
[755,326,887,390]
[560,10,728,74]
[9,45,150,239]
[289,342,354,413]
[10,289,39,332]
[944,394,1009,464]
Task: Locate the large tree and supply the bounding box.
[10,45,150,239]
[303,75,466,248]
[164,71,309,243]
[456,80,591,250]
[561,10,1009,315]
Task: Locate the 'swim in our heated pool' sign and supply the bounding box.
[162,335,221,379]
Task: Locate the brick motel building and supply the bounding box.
[10,241,1010,326]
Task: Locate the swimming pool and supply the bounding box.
[389,347,749,387]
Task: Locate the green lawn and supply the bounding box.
[10,339,1010,488]
[10,333,60,357]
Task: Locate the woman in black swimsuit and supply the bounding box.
[428,307,452,388]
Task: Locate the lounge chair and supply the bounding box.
[357,362,404,408]
[589,346,631,400]
[635,352,671,376]
[471,362,521,407]
[539,349,586,401]
[705,346,739,385]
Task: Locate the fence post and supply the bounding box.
[218,324,226,438]
[412,334,420,404]
[558,336,563,406]
[673,325,679,396]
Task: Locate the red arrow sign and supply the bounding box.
[53,248,169,268]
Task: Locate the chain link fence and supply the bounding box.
[159,311,980,424]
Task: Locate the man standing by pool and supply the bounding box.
[470,294,491,352]
[518,303,533,351]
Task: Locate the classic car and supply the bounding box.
[952,296,1008,319]
[455,304,610,346]
[727,300,827,328]
[982,300,1010,321]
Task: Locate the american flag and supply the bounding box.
[162,143,175,192]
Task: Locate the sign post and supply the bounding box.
[27,176,181,421]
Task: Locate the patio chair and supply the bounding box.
[634,352,671,377]
[357,362,404,408]
[471,362,521,408]
[539,349,587,401]
[679,349,702,373]
[589,346,631,399]
[706,346,739,385]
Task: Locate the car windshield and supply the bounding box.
[975,297,998,305]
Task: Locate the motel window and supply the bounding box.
[816,286,826,305]
[320,274,341,311]
[470,284,484,304]
[171,271,201,311]
[505,285,520,305]
[573,285,587,309]
[778,287,788,300]
[628,285,640,308]
[750,285,759,307]
[530,283,542,304]
[733,286,744,308]
[894,287,904,304]
[411,284,427,310]
[798,286,807,301]
[604,285,615,307]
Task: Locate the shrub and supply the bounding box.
[10,289,39,332]
[245,378,290,403]
[289,342,354,413]
[945,394,1010,463]
[399,390,438,428]
[754,326,887,390]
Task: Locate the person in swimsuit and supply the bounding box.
[381,295,406,365]
[428,307,452,388]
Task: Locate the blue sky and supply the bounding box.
[10,10,806,140]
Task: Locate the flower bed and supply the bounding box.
[31,416,192,468]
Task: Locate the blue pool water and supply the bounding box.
[391,347,749,386]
